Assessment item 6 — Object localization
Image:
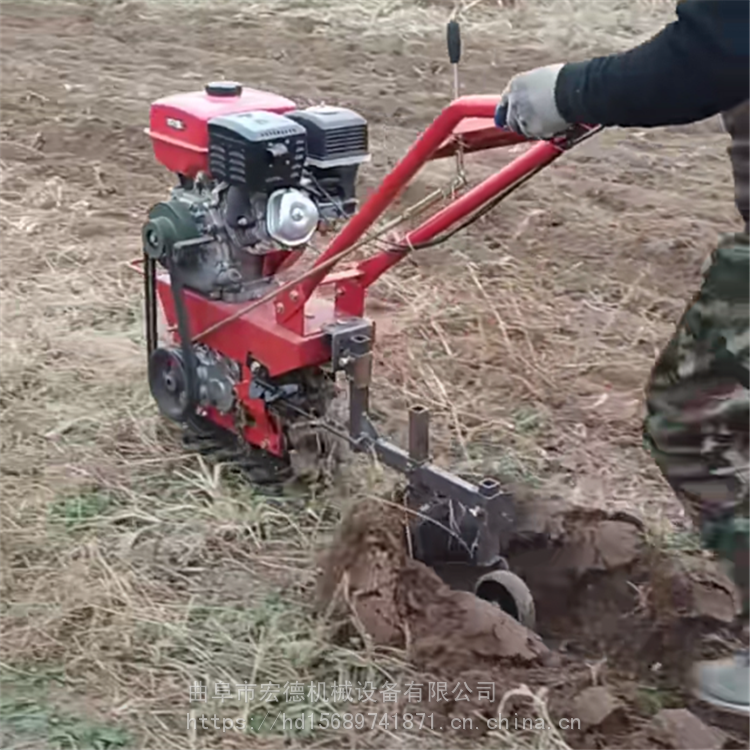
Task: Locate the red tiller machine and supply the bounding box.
[131,21,599,626]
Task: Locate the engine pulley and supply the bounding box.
[142,199,200,261]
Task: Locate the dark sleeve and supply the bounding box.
[554,0,749,127]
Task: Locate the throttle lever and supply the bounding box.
[447,19,464,176]
[447,19,461,64]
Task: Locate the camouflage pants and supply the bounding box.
[643,232,750,617]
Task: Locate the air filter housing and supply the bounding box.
[286,106,369,168]
[286,105,370,217]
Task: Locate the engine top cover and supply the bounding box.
[147,82,297,179]
[208,111,307,192]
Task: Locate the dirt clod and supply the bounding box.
[647,708,728,750]
[316,499,549,674]
[572,686,627,732]
[315,499,407,647]
[649,554,739,625]
[317,488,745,748]
[401,565,549,673]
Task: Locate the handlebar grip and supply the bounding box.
[494,101,509,129]
[447,20,461,64]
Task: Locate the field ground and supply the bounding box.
[1,1,748,748]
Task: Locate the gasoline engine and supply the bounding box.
[141,82,370,476]
[143,81,368,303]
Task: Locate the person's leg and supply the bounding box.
[643,231,749,715]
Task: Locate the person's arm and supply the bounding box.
[555,0,749,128]
[498,0,749,139]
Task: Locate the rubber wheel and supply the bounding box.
[474,570,536,631]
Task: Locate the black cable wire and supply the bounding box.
[410,163,549,250]
[307,172,410,253]
[164,247,209,435]
[144,254,158,358]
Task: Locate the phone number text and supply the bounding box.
[307,712,436,731]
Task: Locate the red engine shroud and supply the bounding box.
[135,89,578,456]
[146,85,297,179]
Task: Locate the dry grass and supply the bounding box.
[0,0,739,748]
[138,0,676,47]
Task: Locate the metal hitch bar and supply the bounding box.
[323,317,517,566]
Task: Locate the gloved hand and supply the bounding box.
[495,63,569,139]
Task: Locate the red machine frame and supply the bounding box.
[142,96,574,360]
[131,95,594,460]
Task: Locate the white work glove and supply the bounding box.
[495,63,569,139]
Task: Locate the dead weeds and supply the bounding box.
[0,0,745,748]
